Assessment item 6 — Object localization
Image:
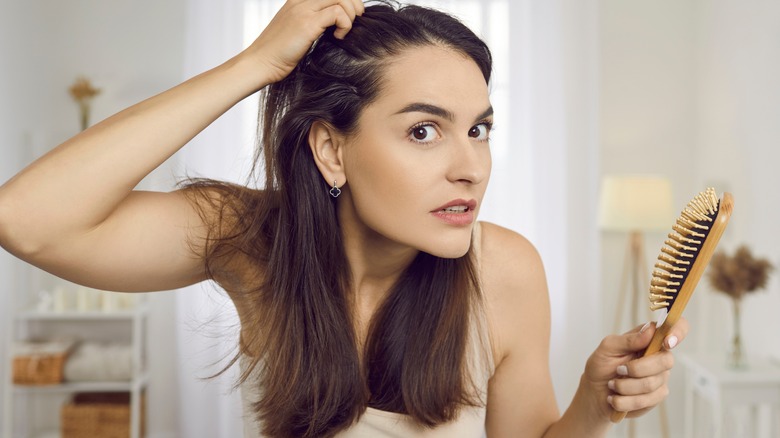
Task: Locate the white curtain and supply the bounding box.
[174,0,250,437]
[522,0,601,407]
[173,0,601,434]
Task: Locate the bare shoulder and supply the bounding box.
[477,221,547,305]
[478,222,558,435]
[478,221,544,282]
[476,221,551,365]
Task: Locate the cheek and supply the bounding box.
[347,146,430,214]
[343,145,442,246]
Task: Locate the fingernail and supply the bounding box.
[667,336,678,349]
[640,321,652,334]
[617,365,628,376]
[608,380,616,391]
[607,395,613,406]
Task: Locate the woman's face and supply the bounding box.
[340,45,492,258]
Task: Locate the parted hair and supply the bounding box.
[183,2,493,436]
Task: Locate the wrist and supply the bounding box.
[220,51,277,97]
[554,374,612,436]
[542,377,612,438]
[576,373,613,424]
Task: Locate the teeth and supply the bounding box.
[442,206,468,213]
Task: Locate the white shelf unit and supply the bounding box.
[3,302,148,438]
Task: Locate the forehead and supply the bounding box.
[367,45,490,115]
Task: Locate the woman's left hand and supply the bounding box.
[582,318,689,420]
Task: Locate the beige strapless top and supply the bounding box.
[240,222,492,437]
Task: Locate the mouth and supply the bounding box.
[440,206,469,213]
[431,199,478,213]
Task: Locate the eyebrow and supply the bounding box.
[394,103,494,123]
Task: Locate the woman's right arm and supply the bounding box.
[0,0,363,292]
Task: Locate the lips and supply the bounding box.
[431,199,478,213]
[430,199,477,226]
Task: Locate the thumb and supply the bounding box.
[609,321,655,356]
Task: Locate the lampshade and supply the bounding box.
[598,175,674,232]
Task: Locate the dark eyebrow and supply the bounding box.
[394,103,494,123]
[475,106,494,122]
[395,103,455,121]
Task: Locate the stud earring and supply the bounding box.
[329,180,342,198]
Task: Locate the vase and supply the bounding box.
[728,297,747,369]
[79,101,91,131]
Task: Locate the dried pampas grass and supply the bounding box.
[708,245,774,300]
[68,77,101,102]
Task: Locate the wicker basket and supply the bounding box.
[12,340,74,385]
[61,392,145,438]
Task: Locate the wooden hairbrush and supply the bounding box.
[611,188,734,423]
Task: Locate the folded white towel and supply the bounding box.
[63,342,134,382]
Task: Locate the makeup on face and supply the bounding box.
[337,45,493,259]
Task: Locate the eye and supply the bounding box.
[468,122,492,142]
[408,123,440,144]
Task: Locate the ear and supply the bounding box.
[308,120,346,187]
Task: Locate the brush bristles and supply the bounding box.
[649,188,720,311]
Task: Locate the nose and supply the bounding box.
[446,135,491,185]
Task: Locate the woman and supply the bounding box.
[0,0,687,437]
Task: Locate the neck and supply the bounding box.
[337,200,418,318]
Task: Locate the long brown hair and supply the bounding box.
[183,2,493,436]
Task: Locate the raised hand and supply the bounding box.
[241,0,366,85]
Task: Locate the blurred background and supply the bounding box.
[0,0,778,437]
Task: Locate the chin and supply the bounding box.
[419,238,472,259]
[435,249,471,259]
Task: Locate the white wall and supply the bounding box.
[600,0,780,436]
[692,0,780,362]
[0,1,187,436]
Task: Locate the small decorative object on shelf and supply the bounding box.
[708,244,774,369]
[68,76,101,131]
